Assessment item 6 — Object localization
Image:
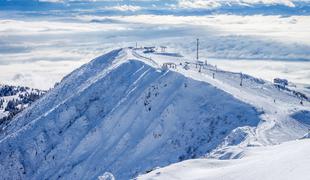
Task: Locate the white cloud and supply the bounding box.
[178,0,221,9]
[109,5,143,11]
[177,0,296,9]
[240,0,295,7]
[0,19,127,35]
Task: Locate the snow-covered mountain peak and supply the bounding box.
[0,48,309,180]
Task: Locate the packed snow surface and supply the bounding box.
[138,139,310,180]
[0,48,309,180]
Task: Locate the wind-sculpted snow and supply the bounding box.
[0,49,262,179]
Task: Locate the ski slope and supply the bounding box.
[0,48,309,180]
[132,48,310,158]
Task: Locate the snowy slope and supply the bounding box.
[137,49,310,145]
[138,139,310,180]
[0,48,309,180]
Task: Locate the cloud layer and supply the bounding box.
[177,0,296,9]
[1,0,309,11]
[0,12,309,89]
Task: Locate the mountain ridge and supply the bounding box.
[0,48,309,179]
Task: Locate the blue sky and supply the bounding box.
[1,0,309,15]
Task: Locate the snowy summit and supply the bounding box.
[0,48,309,180]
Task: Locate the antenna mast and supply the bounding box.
[196,38,199,61]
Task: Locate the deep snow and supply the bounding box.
[0,48,309,180]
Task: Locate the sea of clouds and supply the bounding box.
[0,1,309,89]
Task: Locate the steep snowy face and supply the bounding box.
[0,48,126,139]
[0,49,261,180]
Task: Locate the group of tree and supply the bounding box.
[0,85,46,126]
